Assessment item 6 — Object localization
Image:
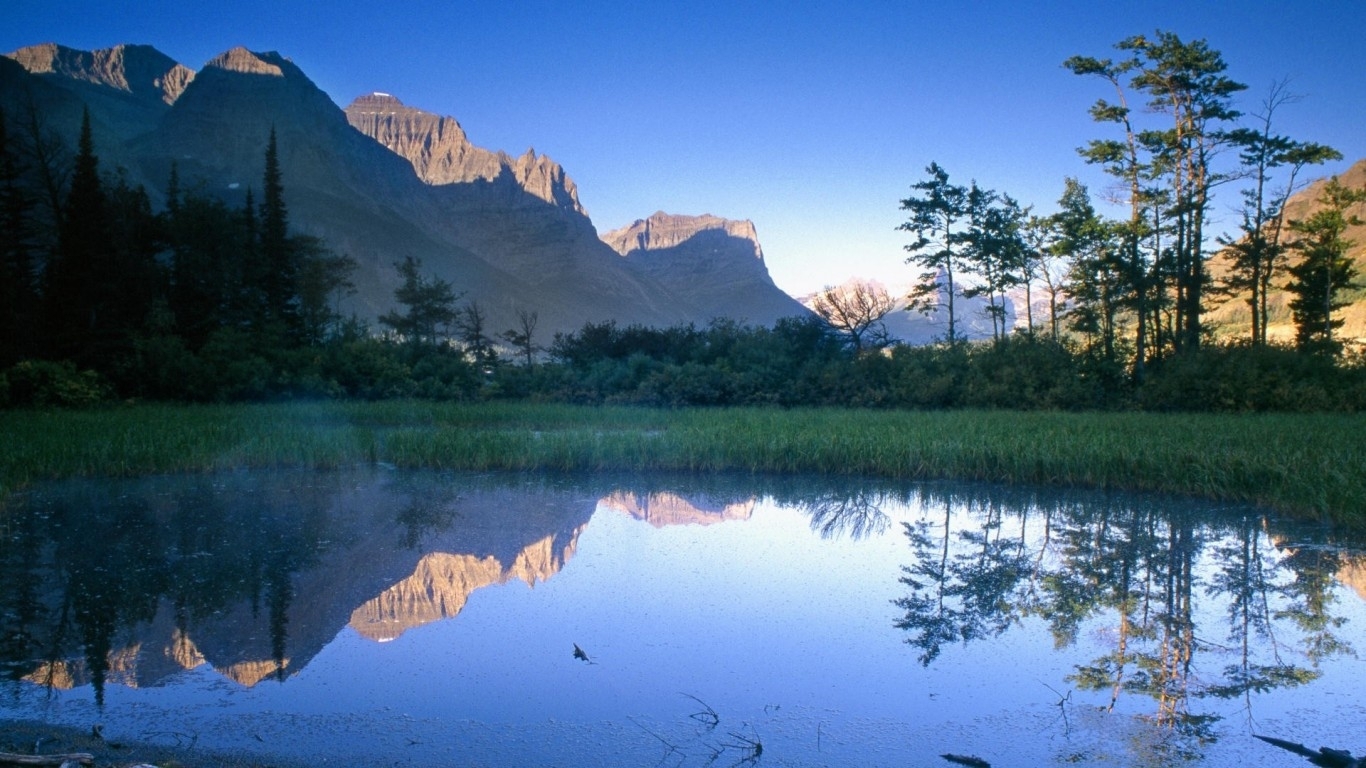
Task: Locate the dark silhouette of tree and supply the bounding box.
[501,308,541,366]
[379,256,461,347]
[259,127,298,336]
[294,235,356,347]
[457,300,497,366]
[810,280,894,353]
[1285,177,1366,355]
[0,106,40,365]
[43,108,108,364]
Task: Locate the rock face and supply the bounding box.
[603,212,810,326]
[346,92,584,215]
[1,41,813,338]
[7,42,193,105]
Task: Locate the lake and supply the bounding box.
[1,469,1362,766]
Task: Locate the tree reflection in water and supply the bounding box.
[888,484,1358,758]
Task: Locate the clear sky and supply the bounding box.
[5,0,1364,296]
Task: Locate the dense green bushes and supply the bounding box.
[5,317,1366,411]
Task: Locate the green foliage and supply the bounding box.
[0,360,109,407]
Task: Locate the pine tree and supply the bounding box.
[1285,178,1366,355]
[900,162,969,344]
[45,107,108,363]
[0,106,39,365]
[259,128,298,336]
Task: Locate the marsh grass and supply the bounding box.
[2,402,1362,523]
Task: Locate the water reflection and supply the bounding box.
[891,485,1361,759]
[0,471,1362,766]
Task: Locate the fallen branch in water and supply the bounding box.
[941,754,991,767]
[0,753,94,766]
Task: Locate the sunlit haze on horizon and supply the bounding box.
[5,0,1364,296]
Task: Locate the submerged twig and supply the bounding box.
[681,693,720,729]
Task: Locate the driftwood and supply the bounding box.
[941,754,991,768]
[1254,735,1363,767]
[0,753,94,766]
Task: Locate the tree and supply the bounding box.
[900,162,970,344]
[1019,212,1059,339]
[456,300,497,366]
[258,128,298,335]
[962,190,1028,342]
[1284,178,1366,355]
[810,280,895,353]
[294,235,356,346]
[0,105,40,365]
[501,309,541,366]
[43,108,108,363]
[1221,82,1340,346]
[1124,32,1245,353]
[378,256,460,347]
[1053,178,1122,360]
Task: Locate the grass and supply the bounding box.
[2,401,1363,524]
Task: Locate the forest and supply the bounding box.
[2,31,1365,412]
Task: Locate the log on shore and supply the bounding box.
[0,753,95,766]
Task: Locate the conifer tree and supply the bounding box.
[1285,178,1366,355]
[900,162,969,344]
[259,128,298,335]
[44,108,108,363]
[0,106,39,365]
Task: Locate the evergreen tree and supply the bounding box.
[259,128,298,335]
[1285,178,1366,355]
[0,106,39,365]
[900,162,969,344]
[1221,83,1340,346]
[44,108,108,363]
[378,256,461,348]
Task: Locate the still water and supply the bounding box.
[1,469,1363,766]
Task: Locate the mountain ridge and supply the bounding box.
[2,41,803,338]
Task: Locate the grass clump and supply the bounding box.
[1,402,1362,525]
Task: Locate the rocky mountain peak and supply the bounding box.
[601,211,809,326]
[603,211,764,262]
[5,42,194,104]
[345,93,584,215]
[203,47,298,78]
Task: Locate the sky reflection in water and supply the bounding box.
[1,469,1363,767]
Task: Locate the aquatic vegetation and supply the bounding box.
[1,402,1362,523]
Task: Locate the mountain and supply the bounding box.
[1,42,804,338]
[1207,158,1366,343]
[345,92,584,214]
[602,212,810,325]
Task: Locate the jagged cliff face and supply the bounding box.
[601,490,755,528]
[0,42,762,337]
[349,530,582,642]
[345,93,584,215]
[603,212,810,326]
[7,42,193,105]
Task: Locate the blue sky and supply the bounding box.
[5,0,1364,295]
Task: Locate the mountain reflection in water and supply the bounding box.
[0,469,1362,767]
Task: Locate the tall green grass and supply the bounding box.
[2,402,1361,524]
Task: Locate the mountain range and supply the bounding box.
[0,42,808,339]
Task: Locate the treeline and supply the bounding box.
[1,104,359,403]
[892,31,1365,374]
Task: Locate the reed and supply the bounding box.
[2,402,1361,524]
